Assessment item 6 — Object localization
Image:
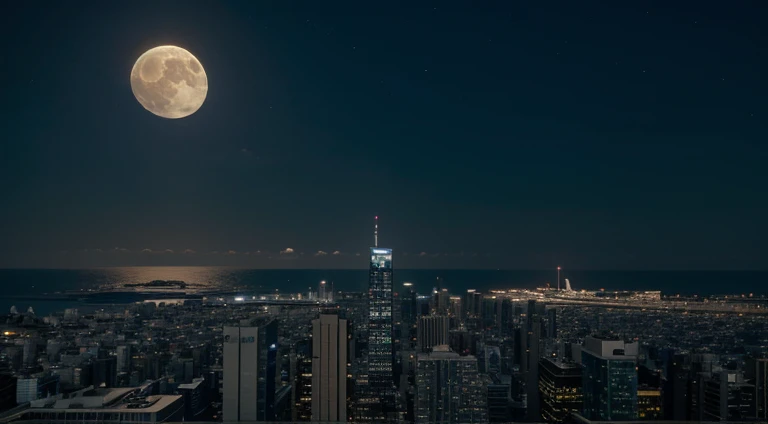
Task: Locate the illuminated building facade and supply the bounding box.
[415,345,487,424]
[637,386,662,420]
[368,247,394,391]
[291,340,312,421]
[539,357,583,423]
[581,336,639,421]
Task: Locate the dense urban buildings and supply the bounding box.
[414,345,487,424]
[0,268,766,424]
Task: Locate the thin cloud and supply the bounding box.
[418,251,428,257]
[114,247,130,253]
[183,249,196,254]
[94,248,103,253]
[355,253,361,257]
[315,250,328,256]
[280,248,295,255]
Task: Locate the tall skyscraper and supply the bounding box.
[223,319,279,422]
[368,217,394,394]
[521,300,542,421]
[581,335,639,421]
[291,339,312,422]
[312,314,348,422]
[417,315,449,353]
[415,345,488,424]
[747,358,768,421]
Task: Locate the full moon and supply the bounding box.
[130,46,208,119]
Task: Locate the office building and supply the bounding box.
[291,340,312,422]
[16,374,59,404]
[116,346,131,373]
[223,319,278,422]
[178,377,208,421]
[701,371,756,421]
[415,345,487,424]
[487,376,511,422]
[93,357,117,388]
[417,315,449,353]
[581,335,639,421]
[449,296,462,321]
[539,357,583,423]
[637,386,662,420]
[521,300,542,421]
[368,237,394,401]
[312,314,348,422]
[747,357,767,421]
[7,385,183,423]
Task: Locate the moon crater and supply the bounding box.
[130,46,208,119]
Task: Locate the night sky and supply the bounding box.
[1,1,766,269]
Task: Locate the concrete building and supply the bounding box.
[417,315,449,353]
[581,336,639,421]
[2,386,183,423]
[222,319,278,422]
[415,345,487,424]
[311,314,348,422]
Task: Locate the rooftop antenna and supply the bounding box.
[374,216,378,248]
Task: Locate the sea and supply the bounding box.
[0,267,765,316]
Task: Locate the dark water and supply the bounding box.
[0,267,765,316]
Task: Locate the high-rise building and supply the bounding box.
[701,371,756,421]
[417,315,449,353]
[487,377,511,422]
[93,357,117,388]
[415,345,487,424]
[449,296,462,321]
[368,246,394,392]
[116,345,131,373]
[581,335,639,421]
[521,300,542,421]
[747,357,768,421]
[637,386,663,420]
[312,314,348,422]
[539,357,583,424]
[223,319,279,422]
[291,339,313,422]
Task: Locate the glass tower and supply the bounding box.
[581,336,638,421]
[368,247,394,391]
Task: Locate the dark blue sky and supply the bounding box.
[1,1,766,269]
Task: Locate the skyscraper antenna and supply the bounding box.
[374,216,378,247]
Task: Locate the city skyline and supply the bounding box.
[2,2,767,270]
